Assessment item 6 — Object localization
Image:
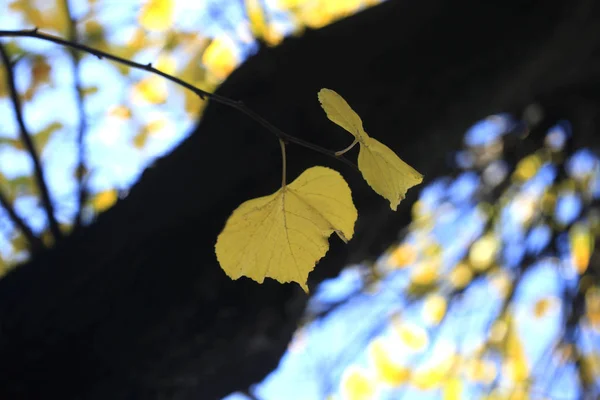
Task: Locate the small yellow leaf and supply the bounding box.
[215,166,357,292]
[569,222,594,274]
[422,293,447,326]
[131,75,168,104]
[368,338,411,385]
[92,189,118,212]
[139,0,174,32]
[203,37,238,81]
[393,321,429,352]
[469,233,500,271]
[318,88,423,210]
[340,366,377,400]
[532,296,557,318]
[443,378,462,400]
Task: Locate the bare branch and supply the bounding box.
[0,29,358,172]
[0,42,62,243]
[61,1,89,229]
[0,188,43,253]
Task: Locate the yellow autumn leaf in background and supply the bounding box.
[443,378,463,400]
[318,88,423,210]
[422,293,447,326]
[215,166,357,292]
[92,189,118,212]
[393,321,429,352]
[340,366,377,400]
[131,75,168,104]
[139,0,174,32]
[368,338,411,385]
[203,37,238,81]
[569,222,594,274]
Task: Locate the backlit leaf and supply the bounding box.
[92,189,118,212]
[139,0,174,32]
[368,338,411,385]
[340,366,377,400]
[318,88,423,210]
[422,293,447,326]
[215,166,357,292]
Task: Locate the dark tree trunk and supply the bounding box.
[0,0,599,398]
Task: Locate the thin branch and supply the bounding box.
[0,29,358,172]
[61,1,89,228]
[0,188,43,253]
[0,42,62,242]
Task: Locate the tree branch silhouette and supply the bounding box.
[0,188,43,253]
[0,29,358,173]
[61,1,89,229]
[0,42,62,243]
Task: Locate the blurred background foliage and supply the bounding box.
[0,1,599,400]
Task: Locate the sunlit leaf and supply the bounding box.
[443,378,462,400]
[215,166,357,292]
[448,262,473,289]
[393,321,429,352]
[464,358,497,384]
[422,293,447,326]
[503,324,529,383]
[109,105,132,119]
[532,296,558,319]
[339,366,377,400]
[569,222,594,274]
[131,75,168,105]
[91,189,118,213]
[468,233,500,271]
[203,37,238,82]
[139,0,174,32]
[368,338,411,386]
[318,88,423,210]
[389,243,417,268]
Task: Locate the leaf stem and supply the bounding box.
[279,139,287,188]
[334,138,358,156]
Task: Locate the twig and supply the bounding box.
[0,188,43,253]
[0,29,358,172]
[61,1,88,228]
[0,42,63,242]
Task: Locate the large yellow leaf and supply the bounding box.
[318,88,423,210]
[215,166,357,292]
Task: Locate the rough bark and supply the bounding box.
[0,0,599,398]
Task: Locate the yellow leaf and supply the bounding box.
[340,366,377,400]
[203,37,238,81]
[389,243,416,268]
[131,75,167,104]
[569,222,594,274]
[92,189,118,212]
[215,166,357,292]
[31,55,52,86]
[443,378,462,400]
[368,338,411,385]
[109,105,132,119]
[468,233,500,271]
[34,121,62,154]
[532,296,557,318]
[448,262,472,289]
[393,321,429,352]
[318,88,423,210]
[139,0,174,32]
[422,293,447,326]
